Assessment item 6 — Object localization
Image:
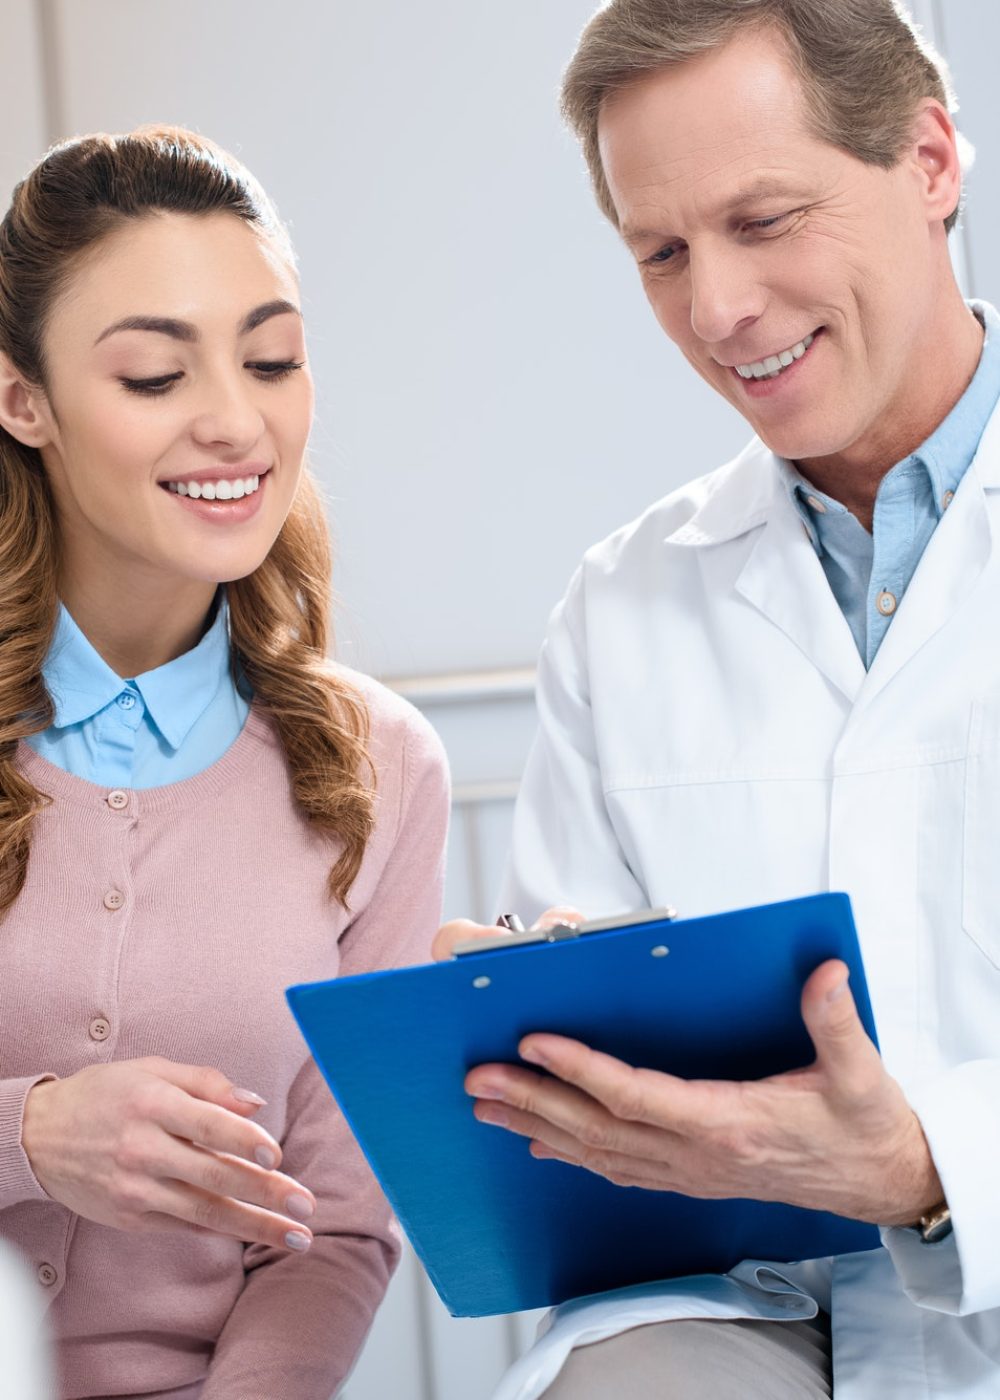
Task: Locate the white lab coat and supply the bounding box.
[493,417,1000,1399]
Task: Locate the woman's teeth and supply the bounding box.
[165,474,260,501]
[736,332,815,380]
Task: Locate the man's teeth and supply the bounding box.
[166,474,261,500]
[736,332,815,380]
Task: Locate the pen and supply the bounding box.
[496,913,526,933]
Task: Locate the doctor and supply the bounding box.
[436,0,1000,1395]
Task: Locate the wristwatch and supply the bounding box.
[918,1201,953,1244]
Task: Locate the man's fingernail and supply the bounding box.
[286,1193,315,1221]
[285,1231,311,1252]
[232,1088,267,1106]
[255,1145,278,1170]
[520,1043,548,1067]
[468,1080,506,1100]
[827,975,849,1003]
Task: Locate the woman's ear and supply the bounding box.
[0,353,53,448]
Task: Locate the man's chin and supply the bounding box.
[750,419,855,466]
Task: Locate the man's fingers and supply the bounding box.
[432,907,587,960]
[431,919,493,961]
[474,1096,674,1188]
[515,1034,702,1131]
[800,960,880,1093]
[532,905,586,931]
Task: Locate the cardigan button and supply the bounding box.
[89,1017,111,1042]
[37,1263,57,1287]
[107,789,129,810]
[103,889,125,912]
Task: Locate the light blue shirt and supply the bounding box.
[782,300,1000,667]
[26,594,250,788]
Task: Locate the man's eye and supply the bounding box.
[746,213,790,232]
[645,244,682,267]
[119,373,183,397]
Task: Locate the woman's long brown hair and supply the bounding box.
[0,127,374,912]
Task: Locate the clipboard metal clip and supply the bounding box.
[452,907,677,959]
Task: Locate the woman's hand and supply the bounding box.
[21,1058,316,1251]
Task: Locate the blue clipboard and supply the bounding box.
[286,892,881,1317]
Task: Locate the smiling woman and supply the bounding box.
[0,128,449,1399]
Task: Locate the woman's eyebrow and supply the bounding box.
[93,299,301,347]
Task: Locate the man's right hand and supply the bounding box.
[432,906,585,961]
[20,1058,316,1251]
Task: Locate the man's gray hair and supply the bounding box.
[561,0,967,233]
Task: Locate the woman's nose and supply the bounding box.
[188,371,266,452]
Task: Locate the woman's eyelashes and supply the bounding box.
[118,360,305,398]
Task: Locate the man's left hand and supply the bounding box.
[466,958,943,1226]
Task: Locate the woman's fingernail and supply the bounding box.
[286,1193,315,1221]
[254,1145,278,1170]
[285,1231,311,1252]
[232,1088,267,1106]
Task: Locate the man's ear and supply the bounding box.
[0,353,53,449]
[909,98,964,227]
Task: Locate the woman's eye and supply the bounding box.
[119,372,183,397]
[247,360,305,382]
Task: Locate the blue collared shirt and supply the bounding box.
[26,595,250,788]
[782,300,1000,667]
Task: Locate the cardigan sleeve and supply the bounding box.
[201,709,450,1400]
[0,1075,56,1210]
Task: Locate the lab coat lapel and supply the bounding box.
[665,440,865,703]
[734,477,866,705]
[857,407,1000,708]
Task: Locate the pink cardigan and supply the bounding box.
[0,676,449,1398]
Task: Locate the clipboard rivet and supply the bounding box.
[651,945,670,958]
[472,975,492,989]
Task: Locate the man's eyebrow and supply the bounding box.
[621,181,811,246]
[93,299,301,347]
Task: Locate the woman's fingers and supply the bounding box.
[141,1177,314,1251]
[159,1138,316,1227]
[141,1057,271,1118]
[154,1079,284,1172]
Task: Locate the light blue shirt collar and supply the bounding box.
[782,300,1000,541]
[44,593,233,751]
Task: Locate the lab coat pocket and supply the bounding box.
[962,698,1000,970]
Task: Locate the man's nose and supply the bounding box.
[189,370,266,452]
[687,242,766,348]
